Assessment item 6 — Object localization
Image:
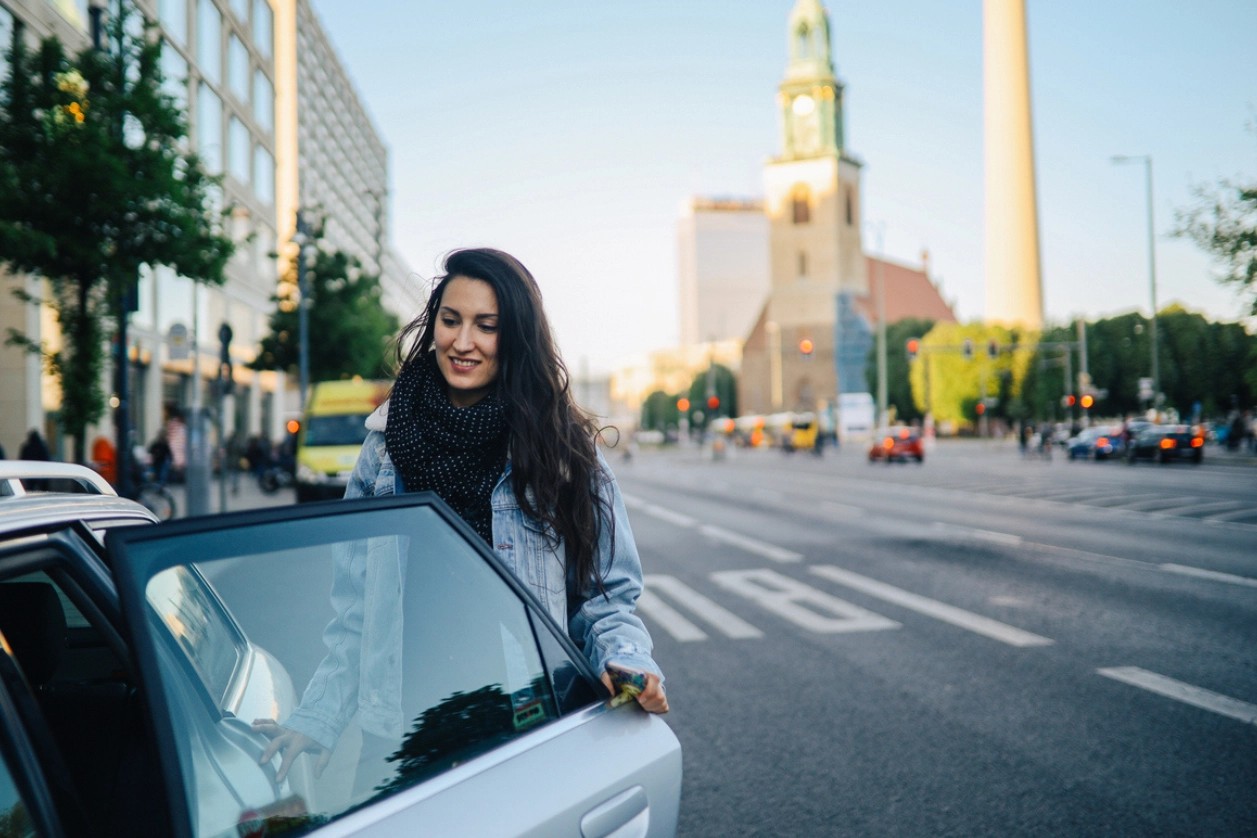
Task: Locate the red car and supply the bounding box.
[868,427,925,463]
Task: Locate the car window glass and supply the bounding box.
[0,748,35,838]
[122,503,565,838]
[146,565,243,706]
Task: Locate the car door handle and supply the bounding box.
[581,785,649,838]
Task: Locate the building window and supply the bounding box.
[252,0,272,58]
[791,185,811,225]
[228,0,248,24]
[797,251,808,279]
[159,0,188,46]
[253,145,274,206]
[160,40,188,111]
[197,0,221,85]
[228,116,250,184]
[196,82,222,172]
[0,5,14,86]
[845,187,853,226]
[252,68,273,134]
[227,34,249,104]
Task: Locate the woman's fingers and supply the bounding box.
[635,674,669,714]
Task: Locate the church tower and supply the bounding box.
[752,0,866,412]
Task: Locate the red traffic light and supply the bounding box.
[1063,394,1076,408]
[975,402,986,415]
[677,397,691,412]
[286,419,301,435]
[706,395,720,410]
[905,338,920,360]
[798,338,814,356]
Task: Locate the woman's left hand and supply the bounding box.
[601,670,669,714]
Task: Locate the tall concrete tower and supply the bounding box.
[983,0,1043,329]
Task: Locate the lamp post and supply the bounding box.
[1111,154,1160,408]
[294,210,314,411]
[865,221,888,431]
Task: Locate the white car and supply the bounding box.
[0,462,681,837]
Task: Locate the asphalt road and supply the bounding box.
[612,439,1256,837]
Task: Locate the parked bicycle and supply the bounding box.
[128,461,176,521]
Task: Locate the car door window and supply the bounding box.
[109,496,588,838]
[0,743,35,838]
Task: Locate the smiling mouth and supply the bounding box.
[449,357,479,372]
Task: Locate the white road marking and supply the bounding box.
[929,522,1024,547]
[1163,500,1247,516]
[644,575,764,639]
[697,525,803,563]
[1160,563,1257,589]
[809,565,1054,647]
[821,501,864,516]
[635,590,708,642]
[1097,667,1257,726]
[711,569,900,634]
[1204,507,1257,523]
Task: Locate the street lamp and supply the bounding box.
[1111,154,1160,408]
[865,221,888,431]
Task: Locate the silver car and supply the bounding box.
[0,462,681,837]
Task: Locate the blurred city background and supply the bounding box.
[1,0,1254,500]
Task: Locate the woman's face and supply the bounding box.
[434,276,500,408]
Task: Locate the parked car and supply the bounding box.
[868,426,924,463]
[1066,425,1125,461]
[1126,424,1205,464]
[0,461,681,837]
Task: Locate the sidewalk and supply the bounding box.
[166,472,297,518]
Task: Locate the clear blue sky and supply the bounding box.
[312,0,1257,375]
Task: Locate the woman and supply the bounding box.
[256,248,666,783]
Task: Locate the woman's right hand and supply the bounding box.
[251,719,330,783]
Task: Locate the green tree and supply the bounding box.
[908,322,1028,429]
[0,13,233,463]
[1175,178,1257,315]
[867,317,934,423]
[685,363,737,428]
[639,389,679,433]
[251,247,399,381]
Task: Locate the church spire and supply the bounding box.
[778,0,845,159]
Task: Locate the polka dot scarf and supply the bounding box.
[385,352,508,543]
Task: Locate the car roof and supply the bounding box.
[0,460,157,536]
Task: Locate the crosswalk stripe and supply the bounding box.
[809,565,1054,647]
[644,575,763,639]
[697,524,802,563]
[1097,667,1257,725]
[1160,563,1257,588]
[636,590,708,642]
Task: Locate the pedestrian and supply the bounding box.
[252,247,667,784]
[148,431,173,486]
[18,429,50,462]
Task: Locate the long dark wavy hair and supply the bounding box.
[393,248,611,595]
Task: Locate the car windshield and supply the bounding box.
[303,414,370,447]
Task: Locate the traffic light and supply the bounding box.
[906,337,920,361]
[1080,394,1095,409]
[798,337,814,356]
[975,402,986,416]
[706,395,720,411]
[676,397,691,413]
[962,339,973,359]
[1061,394,1076,408]
[987,339,998,359]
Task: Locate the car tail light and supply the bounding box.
[1096,436,1109,447]
[883,438,894,450]
[1160,438,1175,450]
[1191,437,1203,448]
[898,428,910,439]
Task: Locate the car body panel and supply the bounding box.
[1128,424,1205,463]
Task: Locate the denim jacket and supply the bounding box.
[283,403,661,749]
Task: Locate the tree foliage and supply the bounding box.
[1175,178,1257,316]
[0,11,233,461]
[251,245,399,381]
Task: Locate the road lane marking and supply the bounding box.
[711,569,900,634]
[1160,563,1257,589]
[821,501,864,516]
[1204,507,1257,523]
[643,575,764,639]
[1097,667,1257,725]
[929,522,1023,547]
[623,495,699,528]
[1163,500,1247,516]
[809,565,1054,647]
[697,525,803,563]
[636,590,708,642]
